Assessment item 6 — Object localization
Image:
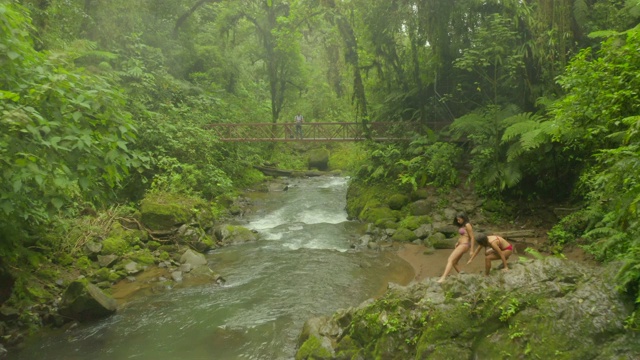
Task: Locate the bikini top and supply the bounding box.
[459,227,467,236]
[490,236,509,250]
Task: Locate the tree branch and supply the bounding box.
[174,0,220,35]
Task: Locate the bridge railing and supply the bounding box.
[205,122,422,141]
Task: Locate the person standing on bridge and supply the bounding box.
[294,113,304,139]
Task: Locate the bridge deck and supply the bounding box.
[205,122,430,142]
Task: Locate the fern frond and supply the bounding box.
[502,119,539,142]
[496,104,521,121]
[506,141,524,162]
[535,96,557,110]
[519,128,545,151]
[450,112,488,139]
[500,162,522,189]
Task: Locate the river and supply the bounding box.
[11,176,413,360]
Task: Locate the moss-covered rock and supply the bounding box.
[128,249,156,266]
[58,280,118,322]
[345,181,395,220]
[391,228,418,242]
[407,199,434,216]
[410,188,429,200]
[140,192,210,231]
[307,148,330,171]
[102,235,130,256]
[375,218,399,229]
[426,232,447,247]
[296,258,640,359]
[214,225,258,245]
[359,205,400,224]
[387,194,409,210]
[399,215,431,231]
[295,335,333,360]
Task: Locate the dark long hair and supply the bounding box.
[475,233,489,247]
[453,211,470,226]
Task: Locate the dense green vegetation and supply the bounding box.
[1,0,640,345]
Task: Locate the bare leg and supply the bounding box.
[437,245,468,283]
[484,250,512,275]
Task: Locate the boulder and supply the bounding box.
[97,254,118,268]
[307,148,330,171]
[408,199,433,216]
[214,225,259,245]
[180,249,207,267]
[391,228,418,242]
[140,192,208,231]
[58,281,118,322]
[387,194,409,210]
[296,258,640,359]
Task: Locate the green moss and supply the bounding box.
[346,181,395,220]
[55,253,75,266]
[25,285,53,303]
[328,143,366,172]
[387,194,409,210]
[200,235,215,249]
[360,206,399,224]
[140,192,207,230]
[410,188,429,200]
[295,335,332,360]
[147,241,161,250]
[391,228,418,242]
[129,249,156,265]
[334,335,363,359]
[108,272,123,282]
[375,218,398,229]
[102,236,130,256]
[75,256,94,270]
[158,251,170,261]
[94,268,111,282]
[399,215,430,230]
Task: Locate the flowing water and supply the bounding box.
[11,176,413,360]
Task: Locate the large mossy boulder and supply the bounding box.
[140,192,213,231]
[399,215,430,231]
[58,280,118,322]
[296,258,640,359]
[307,148,330,171]
[391,228,418,242]
[214,224,259,245]
[407,199,434,216]
[358,197,402,225]
[387,194,409,210]
[345,182,394,220]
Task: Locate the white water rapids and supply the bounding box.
[10,176,413,360]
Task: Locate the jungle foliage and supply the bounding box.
[2,0,640,332]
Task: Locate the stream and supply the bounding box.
[11,176,413,360]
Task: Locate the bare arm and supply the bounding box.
[467,246,481,264]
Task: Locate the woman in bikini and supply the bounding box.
[467,233,513,276]
[437,212,475,283]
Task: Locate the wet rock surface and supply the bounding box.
[296,258,640,359]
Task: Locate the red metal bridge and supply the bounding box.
[206,122,438,142]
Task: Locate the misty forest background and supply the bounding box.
[2,0,640,330]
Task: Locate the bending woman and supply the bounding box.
[467,233,512,276]
[437,212,475,283]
